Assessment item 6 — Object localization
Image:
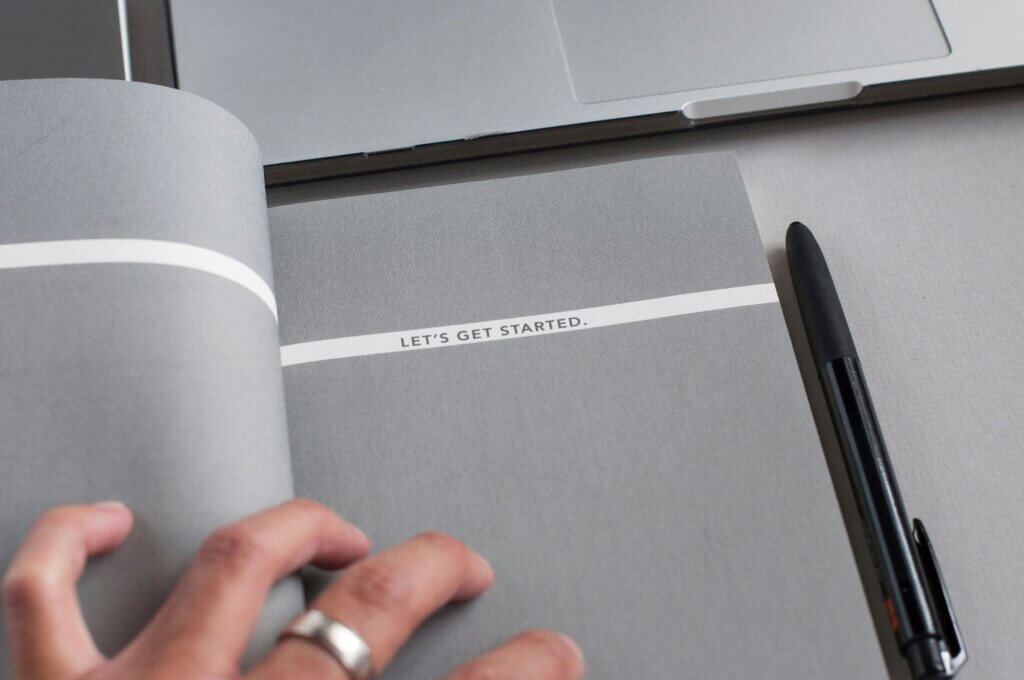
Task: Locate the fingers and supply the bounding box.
[444,629,585,680]
[251,531,493,679]
[123,499,369,675]
[2,501,134,680]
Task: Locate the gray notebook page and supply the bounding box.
[0,79,297,670]
[270,155,885,677]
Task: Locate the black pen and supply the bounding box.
[786,222,966,679]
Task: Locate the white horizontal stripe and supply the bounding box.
[281,283,777,367]
[0,238,277,320]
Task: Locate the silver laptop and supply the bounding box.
[166,0,1024,183]
[0,0,130,81]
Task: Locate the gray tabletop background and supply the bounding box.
[272,87,1024,678]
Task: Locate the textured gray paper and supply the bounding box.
[270,155,884,677]
[0,80,297,673]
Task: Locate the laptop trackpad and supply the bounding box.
[551,0,949,104]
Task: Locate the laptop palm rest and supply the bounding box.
[551,0,949,104]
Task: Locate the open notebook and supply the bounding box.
[0,79,884,677]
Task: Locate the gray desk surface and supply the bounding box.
[272,86,1024,679]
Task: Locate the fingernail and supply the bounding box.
[556,633,584,664]
[345,521,369,541]
[470,550,495,581]
[460,551,494,596]
[352,526,371,548]
[93,500,128,511]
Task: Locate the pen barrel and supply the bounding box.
[821,358,944,653]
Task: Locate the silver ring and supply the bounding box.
[278,610,374,680]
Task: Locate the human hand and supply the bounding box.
[2,499,584,679]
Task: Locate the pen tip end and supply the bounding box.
[785,221,817,261]
[786,220,810,241]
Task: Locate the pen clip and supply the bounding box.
[912,518,967,676]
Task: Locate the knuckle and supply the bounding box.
[414,531,466,556]
[1,569,53,616]
[36,505,83,531]
[287,497,329,516]
[197,525,270,575]
[342,559,414,613]
[287,498,342,529]
[521,629,579,675]
[451,662,506,680]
